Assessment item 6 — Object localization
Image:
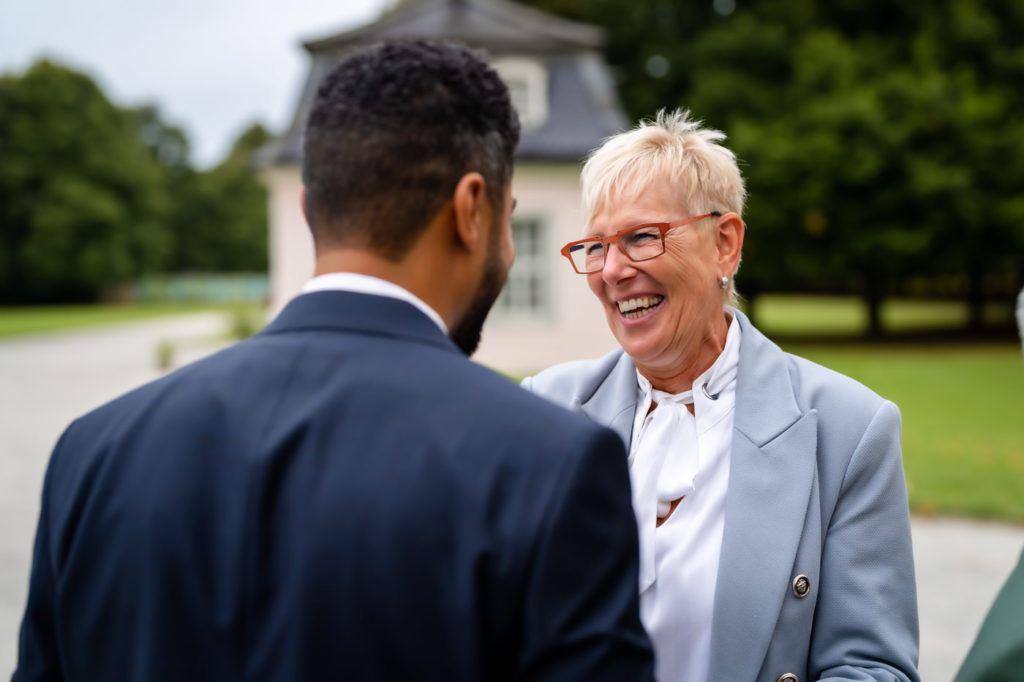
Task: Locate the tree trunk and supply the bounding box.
[742,287,759,328]
[864,277,884,338]
[967,266,985,332]
[866,295,884,338]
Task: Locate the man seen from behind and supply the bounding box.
[13,40,654,682]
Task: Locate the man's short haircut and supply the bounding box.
[302,40,521,259]
[580,108,747,302]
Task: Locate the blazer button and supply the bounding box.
[776,674,798,682]
[792,574,810,598]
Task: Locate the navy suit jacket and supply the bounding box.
[14,291,654,682]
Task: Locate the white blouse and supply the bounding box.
[628,315,740,682]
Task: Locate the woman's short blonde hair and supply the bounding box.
[580,109,747,303]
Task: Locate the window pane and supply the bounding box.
[496,217,549,316]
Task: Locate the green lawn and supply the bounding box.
[744,294,1024,522]
[735,295,1024,522]
[746,294,1015,336]
[0,303,255,339]
[777,342,1024,524]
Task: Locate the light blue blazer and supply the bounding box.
[522,309,920,682]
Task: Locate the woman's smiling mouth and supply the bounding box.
[617,295,665,319]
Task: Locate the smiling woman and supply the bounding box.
[582,181,742,393]
[522,109,921,682]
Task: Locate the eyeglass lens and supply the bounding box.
[567,224,665,273]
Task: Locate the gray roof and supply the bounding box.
[263,0,626,166]
[304,0,604,53]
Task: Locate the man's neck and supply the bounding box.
[313,247,462,332]
[303,272,448,333]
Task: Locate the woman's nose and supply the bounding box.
[600,243,636,284]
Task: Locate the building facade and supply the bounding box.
[263,0,627,374]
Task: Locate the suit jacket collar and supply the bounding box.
[261,290,460,355]
[575,309,817,682]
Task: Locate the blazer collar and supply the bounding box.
[575,307,805,447]
[576,350,637,446]
[261,290,460,355]
[730,308,804,446]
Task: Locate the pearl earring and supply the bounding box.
[718,276,729,290]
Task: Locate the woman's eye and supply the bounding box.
[626,231,658,245]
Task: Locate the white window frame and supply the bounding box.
[495,215,551,319]
[491,57,549,133]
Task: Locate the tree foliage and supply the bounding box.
[0,61,172,303]
[168,124,270,272]
[519,0,1024,333]
[0,60,270,304]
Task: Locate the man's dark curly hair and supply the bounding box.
[301,40,521,260]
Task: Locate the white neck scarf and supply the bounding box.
[630,316,740,592]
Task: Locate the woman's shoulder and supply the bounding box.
[521,348,631,406]
[782,350,892,421]
[776,348,902,467]
[736,310,891,418]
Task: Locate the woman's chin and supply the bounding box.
[614,327,668,365]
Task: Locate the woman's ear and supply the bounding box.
[716,212,745,276]
[451,172,488,252]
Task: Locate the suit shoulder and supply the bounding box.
[784,351,891,417]
[736,308,893,426]
[55,340,255,457]
[780,350,902,479]
[521,349,627,405]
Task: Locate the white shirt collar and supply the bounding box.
[302,272,448,334]
[631,312,741,452]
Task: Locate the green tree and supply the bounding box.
[169,123,270,272]
[127,103,192,176]
[0,60,172,303]
[912,0,1024,328]
[512,0,718,121]
[709,6,1024,333]
[517,0,1024,334]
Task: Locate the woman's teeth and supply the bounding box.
[618,295,664,319]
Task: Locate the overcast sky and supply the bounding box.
[0,0,392,167]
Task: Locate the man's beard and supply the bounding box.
[450,233,507,357]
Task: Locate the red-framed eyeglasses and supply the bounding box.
[560,212,721,274]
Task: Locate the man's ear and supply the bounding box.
[451,172,488,252]
[716,212,745,277]
[300,186,309,224]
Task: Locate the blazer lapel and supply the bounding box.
[576,351,638,447]
[708,310,819,682]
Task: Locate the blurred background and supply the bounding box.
[2,1,1023,680]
